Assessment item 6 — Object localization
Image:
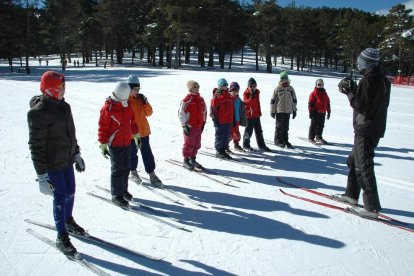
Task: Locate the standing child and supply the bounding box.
[126,75,162,186]
[178,80,207,170]
[28,71,86,255]
[242,78,270,152]
[228,82,246,152]
[98,81,139,208]
[210,78,234,159]
[270,71,297,149]
[308,79,331,144]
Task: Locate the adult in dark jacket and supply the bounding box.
[28,71,86,255]
[337,48,391,219]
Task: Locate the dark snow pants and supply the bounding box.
[345,134,381,211]
[243,117,266,148]
[274,113,290,144]
[130,136,156,174]
[109,146,131,196]
[308,112,326,140]
[49,166,76,235]
[214,123,231,151]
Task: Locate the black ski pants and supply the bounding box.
[109,146,131,196]
[243,117,266,148]
[345,134,381,211]
[308,112,326,140]
[274,113,290,144]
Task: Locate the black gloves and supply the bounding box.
[74,153,85,172]
[309,111,314,119]
[183,125,190,136]
[327,112,331,120]
[201,123,205,132]
[139,94,148,104]
[292,111,297,119]
[271,113,275,119]
[338,77,357,95]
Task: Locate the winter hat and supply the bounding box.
[40,71,65,99]
[217,78,228,87]
[229,82,240,92]
[127,75,140,89]
[315,79,324,88]
[112,81,131,107]
[247,77,257,87]
[357,48,380,70]
[280,71,289,80]
[187,80,200,92]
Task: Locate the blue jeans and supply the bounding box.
[48,166,76,235]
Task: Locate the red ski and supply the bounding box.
[279,189,414,234]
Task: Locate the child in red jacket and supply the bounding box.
[178,80,207,170]
[98,81,139,208]
[308,79,331,144]
[242,78,270,152]
[210,78,234,159]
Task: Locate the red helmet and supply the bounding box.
[40,71,65,99]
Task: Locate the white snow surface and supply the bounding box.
[1,53,414,276]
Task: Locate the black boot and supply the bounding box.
[56,232,77,255]
[123,191,133,201]
[65,217,85,236]
[112,195,129,208]
[189,157,203,170]
[183,158,194,170]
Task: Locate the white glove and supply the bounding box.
[134,134,142,149]
[37,173,54,196]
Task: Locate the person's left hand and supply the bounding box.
[74,152,85,172]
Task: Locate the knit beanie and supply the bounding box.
[280,71,289,80]
[187,80,199,92]
[127,75,140,89]
[217,78,228,87]
[112,81,131,107]
[315,79,324,88]
[357,48,380,70]
[40,71,65,99]
[229,82,240,92]
[247,77,257,86]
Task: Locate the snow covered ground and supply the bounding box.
[0,52,413,276]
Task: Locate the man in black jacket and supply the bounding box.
[28,71,86,255]
[337,48,391,219]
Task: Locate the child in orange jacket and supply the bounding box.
[127,75,162,186]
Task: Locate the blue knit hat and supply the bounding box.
[229,82,240,92]
[217,78,228,87]
[127,75,140,89]
[357,48,380,70]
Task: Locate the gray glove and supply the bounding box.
[74,152,85,172]
[37,173,54,196]
[100,143,110,159]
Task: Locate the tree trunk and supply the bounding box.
[228,51,233,70]
[208,49,214,67]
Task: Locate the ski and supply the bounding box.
[25,219,163,261]
[141,182,185,206]
[206,146,263,159]
[141,176,208,208]
[279,189,414,234]
[26,228,111,276]
[276,176,410,226]
[165,159,236,187]
[168,158,248,184]
[95,185,173,217]
[87,192,191,232]
[199,150,266,170]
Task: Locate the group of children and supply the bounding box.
[27,70,331,255]
[179,71,331,170]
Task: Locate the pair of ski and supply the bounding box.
[139,176,208,208]
[88,190,191,232]
[199,150,266,170]
[26,219,164,276]
[165,159,238,187]
[277,177,413,234]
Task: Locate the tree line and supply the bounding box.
[1,0,413,76]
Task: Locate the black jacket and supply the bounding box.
[348,68,391,138]
[28,95,79,174]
